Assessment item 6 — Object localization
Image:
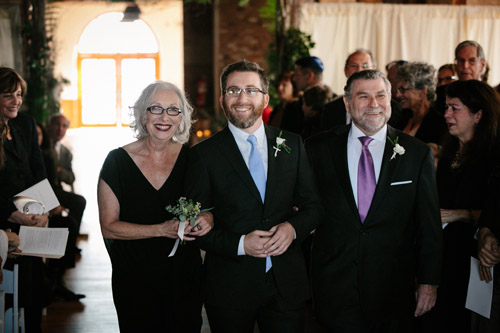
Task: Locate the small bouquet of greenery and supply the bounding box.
[165,197,212,226]
[166,197,212,257]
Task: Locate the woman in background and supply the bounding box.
[394,62,447,146]
[424,80,500,333]
[268,71,296,128]
[0,66,48,332]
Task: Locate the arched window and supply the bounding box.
[77,12,159,126]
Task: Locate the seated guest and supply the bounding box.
[36,122,84,302]
[301,85,328,140]
[0,66,48,332]
[46,113,86,238]
[394,62,447,145]
[97,81,213,332]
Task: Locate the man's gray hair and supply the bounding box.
[455,40,485,60]
[344,70,391,102]
[129,81,194,143]
[395,62,437,102]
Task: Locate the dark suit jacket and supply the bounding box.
[305,125,442,323]
[56,143,75,187]
[185,125,322,309]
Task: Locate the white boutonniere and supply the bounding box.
[387,136,405,160]
[273,131,291,158]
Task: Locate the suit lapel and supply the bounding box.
[365,126,400,221]
[217,126,263,203]
[264,126,279,205]
[329,126,359,218]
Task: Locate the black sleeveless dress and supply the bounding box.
[99,146,202,332]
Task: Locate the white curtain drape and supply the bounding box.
[299,3,500,95]
[0,9,15,68]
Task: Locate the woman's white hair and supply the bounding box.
[129,81,194,143]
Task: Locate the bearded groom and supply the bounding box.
[185,60,322,332]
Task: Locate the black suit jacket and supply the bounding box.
[0,113,46,226]
[305,125,442,323]
[185,125,322,309]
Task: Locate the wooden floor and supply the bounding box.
[41,235,119,333]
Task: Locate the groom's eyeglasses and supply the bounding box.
[224,87,266,97]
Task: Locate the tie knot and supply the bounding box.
[247,134,258,146]
[359,136,373,147]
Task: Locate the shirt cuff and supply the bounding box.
[238,235,246,255]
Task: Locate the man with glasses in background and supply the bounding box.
[454,40,486,81]
[435,40,487,115]
[185,60,322,332]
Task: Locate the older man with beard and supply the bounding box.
[305,70,443,333]
[185,60,322,332]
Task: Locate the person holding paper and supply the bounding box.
[0,66,49,332]
[98,81,213,332]
[475,190,500,332]
[422,80,500,333]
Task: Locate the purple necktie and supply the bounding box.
[358,136,375,223]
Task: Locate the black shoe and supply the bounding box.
[54,284,86,302]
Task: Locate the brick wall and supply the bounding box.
[214,0,273,86]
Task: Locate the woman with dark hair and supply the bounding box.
[268,71,296,128]
[424,80,500,333]
[0,66,48,332]
[394,62,447,146]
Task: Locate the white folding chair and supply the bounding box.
[0,264,25,333]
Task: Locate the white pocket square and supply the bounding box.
[390,180,412,186]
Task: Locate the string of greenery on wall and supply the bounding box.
[21,0,65,124]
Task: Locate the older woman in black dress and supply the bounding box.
[424,80,500,333]
[98,81,213,332]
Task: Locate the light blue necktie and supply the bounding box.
[247,134,272,272]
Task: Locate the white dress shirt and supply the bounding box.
[228,122,269,256]
[347,123,387,208]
